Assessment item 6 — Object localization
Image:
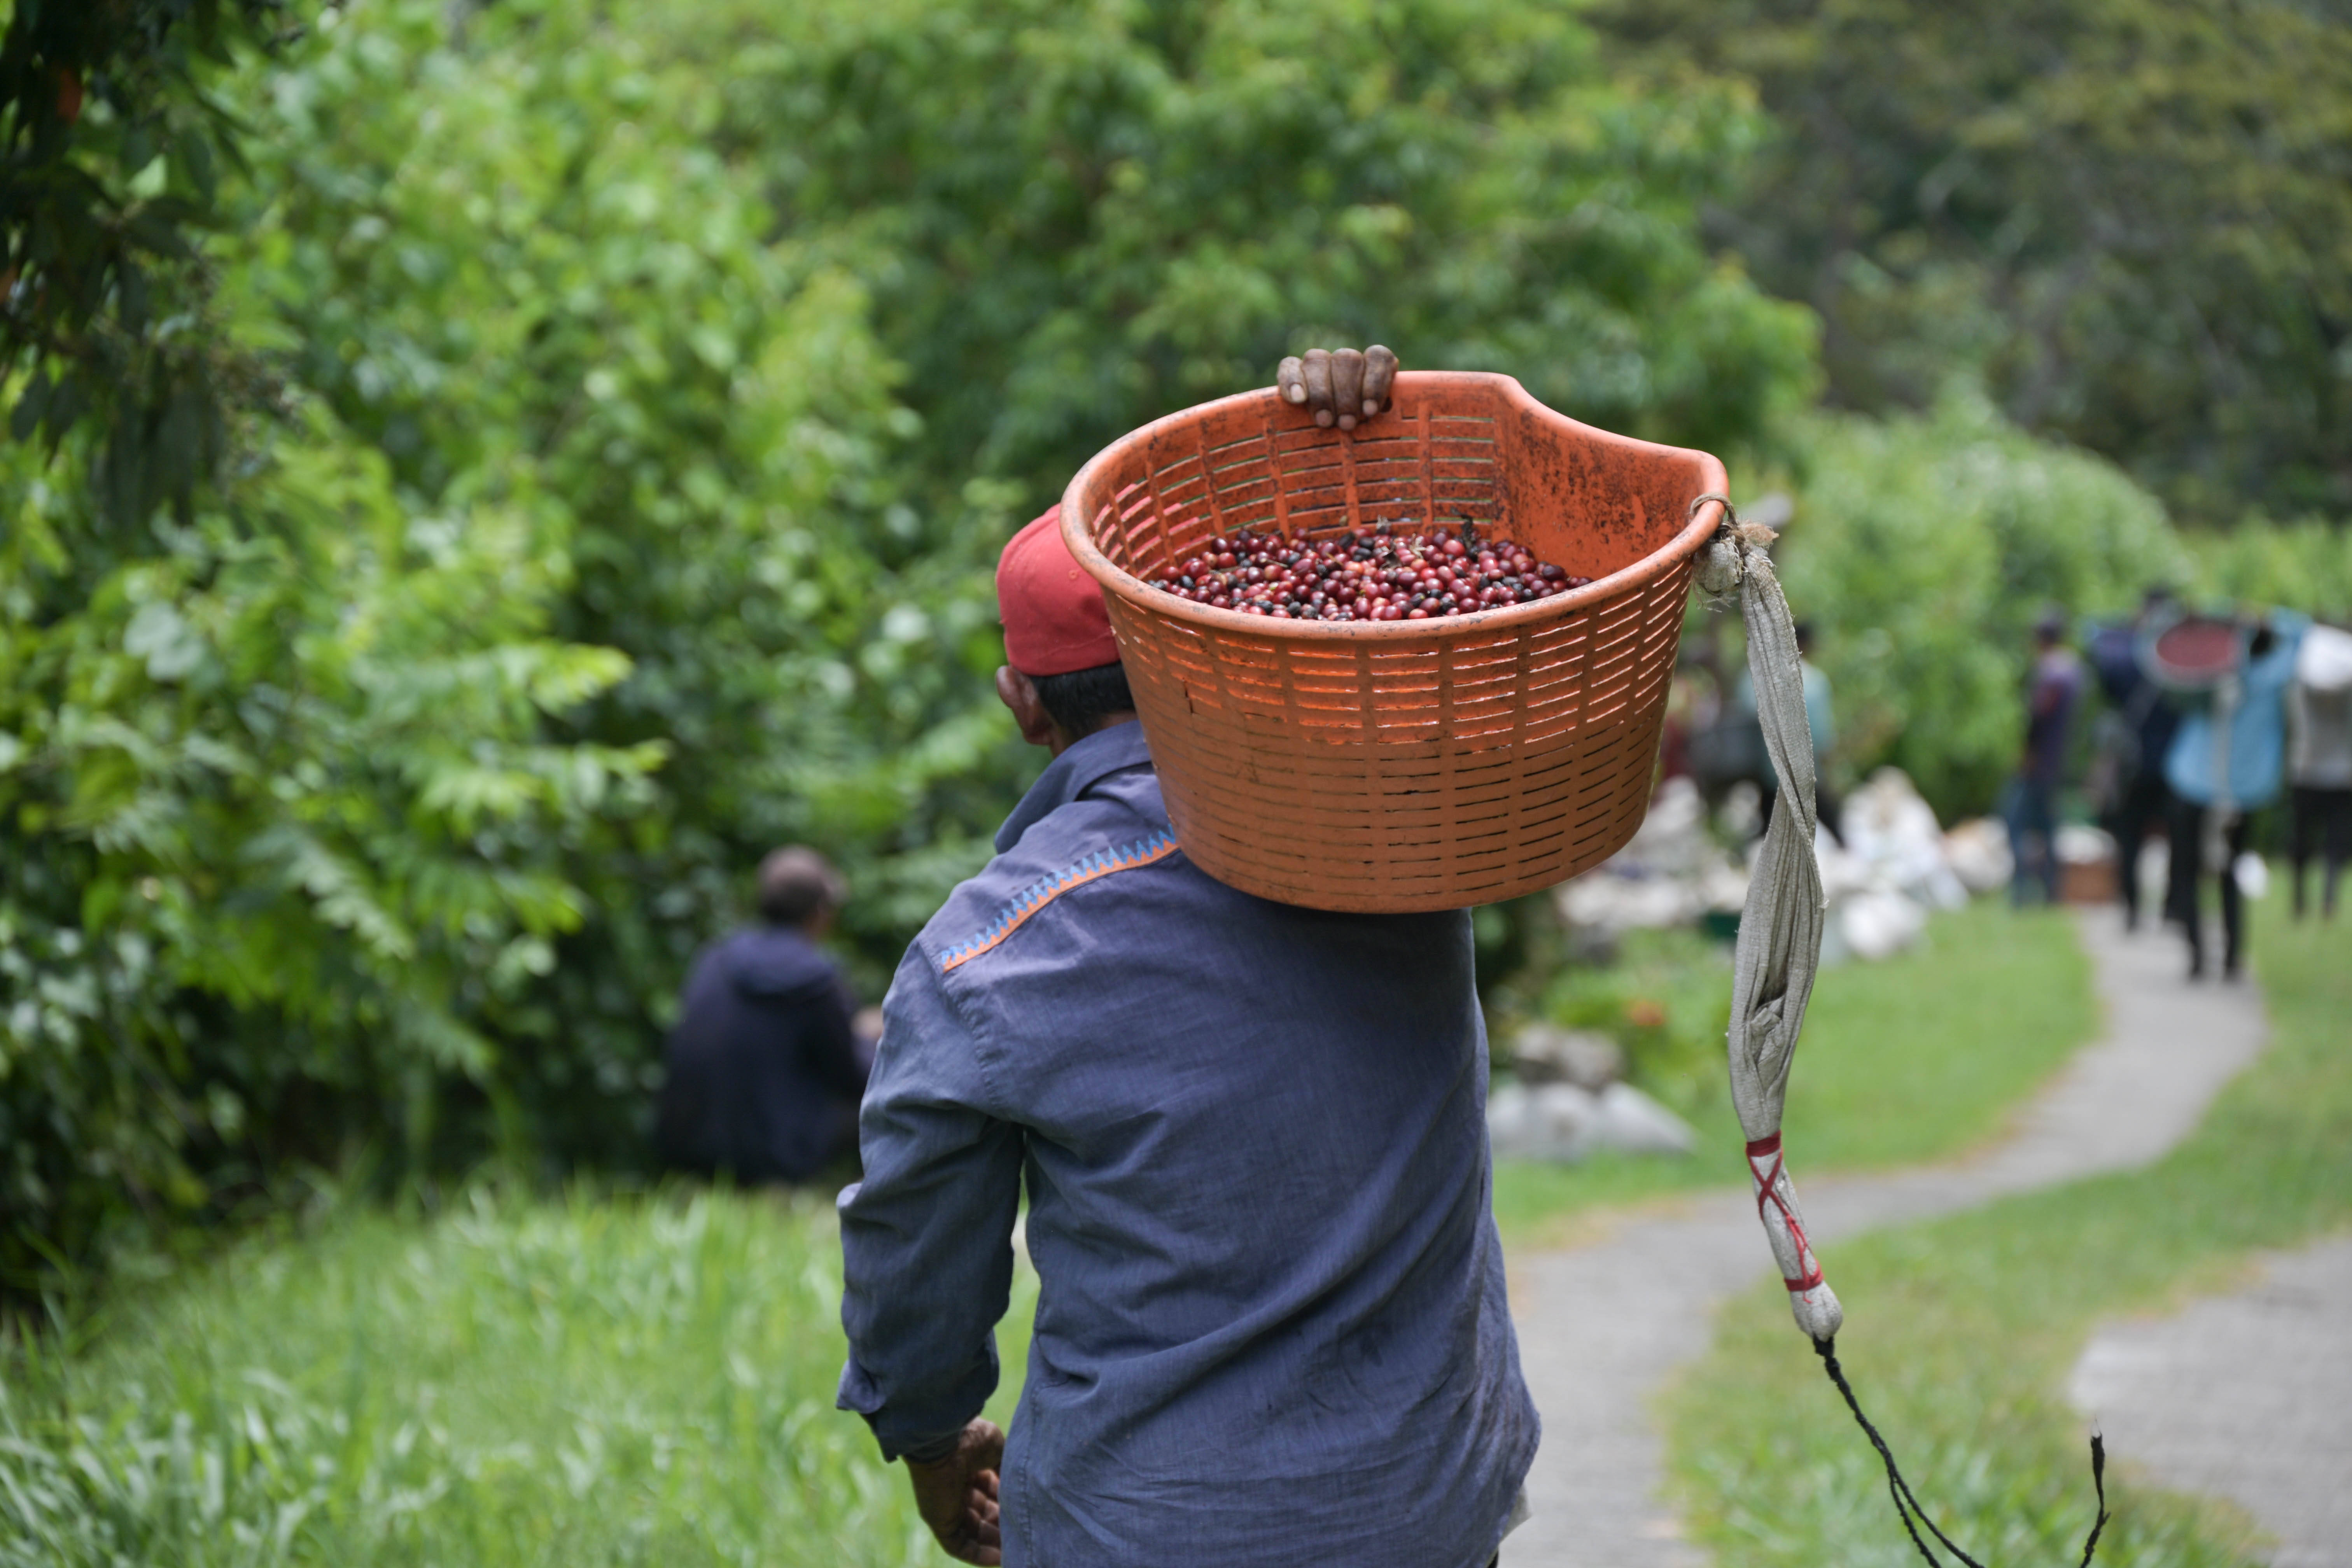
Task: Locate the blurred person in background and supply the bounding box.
[2007,612,2084,907]
[2086,588,2182,930]
[2164,613,2307,979]
[2286,623,2352,921]
[655,847,873,1185]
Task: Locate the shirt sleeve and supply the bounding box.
[836,943,1024,1463]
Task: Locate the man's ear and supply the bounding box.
[996,666,1062,750]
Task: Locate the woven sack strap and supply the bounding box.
[1692,495,1843,1343]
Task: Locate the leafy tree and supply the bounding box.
[0,0,285,528]
[1598,0,2352,525]
[718,0,1821,525]
[0,407,664,1287]
[220,0,1018,1166]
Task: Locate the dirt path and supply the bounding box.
[1505,913,2267,1567]
[2068,1232,2352,1568]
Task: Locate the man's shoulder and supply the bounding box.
[917,790,1198,978]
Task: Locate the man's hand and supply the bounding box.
[906,1418,1006,1565]
[1278,345,1399,430]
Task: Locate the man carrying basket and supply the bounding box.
[836,348,1540,1567]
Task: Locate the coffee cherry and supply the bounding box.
[1145,521,1584,622]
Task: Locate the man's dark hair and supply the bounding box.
[758,846,847,926]
[1032,661,1135,737]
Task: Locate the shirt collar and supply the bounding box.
[994,719,1155,854]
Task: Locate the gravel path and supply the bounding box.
[1505,913,2268,1567]
[2068,1233,2352,1568]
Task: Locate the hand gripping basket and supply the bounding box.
[1061,370,1728,913]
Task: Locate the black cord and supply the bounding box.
[1813,1336,2110,1567]
[2076,1433,2110,1568]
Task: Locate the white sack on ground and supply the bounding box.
[1840,889,1928,961]
[1510,1024,1624,1091]
[1594,1083,1697,1155]
[1487,1081,1601,1162]
[1843,767,1970,910]
[2056,823,2116,865]
[1942,817,2014,894]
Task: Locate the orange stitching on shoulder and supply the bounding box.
[938,830,1180,973]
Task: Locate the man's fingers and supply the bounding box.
[1277,345,1400,422]
[1277,355,1308,405]
[1363,344,1398,413]
[1301,349,1335,426]
[960,1499,1003,1565]
[1330,348,1365,431]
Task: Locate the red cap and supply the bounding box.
[998,506,1120,676]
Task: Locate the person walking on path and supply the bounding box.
[654,847,872,1185]
[835,347,1538,1568]
[2285,622,2352,920]
[2087,589,2182,930]
[2007,612,2085,907]
[2163,612,2306,979]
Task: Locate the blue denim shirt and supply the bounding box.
[836,721,1537,1568]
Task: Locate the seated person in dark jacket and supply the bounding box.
[656,847,871,1185]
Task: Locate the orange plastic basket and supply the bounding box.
[1061,370,1728,912]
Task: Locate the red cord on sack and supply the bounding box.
[1746,1133,1824,1292]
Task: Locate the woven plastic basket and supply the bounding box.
[1061,370,1728,912]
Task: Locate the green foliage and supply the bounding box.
[0,1184,1039,1565]
[0,405,662,1285]
[1597,0,2352,526]
[220,0,1024,1164]
[2184,517,2352,625]
[1774,389,2190,817]
[1666,891,2352,1566]
[0,0,286,528]
[721,0,1821,517]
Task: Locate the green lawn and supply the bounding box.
[1664,891,2352,1567]
[0,1188,1038,1568]
[1494,898,2097,1246]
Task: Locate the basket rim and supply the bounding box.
[1059,370,1729,645]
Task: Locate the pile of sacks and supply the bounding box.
[1487,1024,1698,1163]
[1556,770,2009,964]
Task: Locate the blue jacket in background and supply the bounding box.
[836,721,1537,1568]
[655,925,866,1183]
[2165,615,2308,810]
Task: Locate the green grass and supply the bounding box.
[0,1186,1038,1567]
[1493,898,2097,1245]
[1663,891,2352,1566]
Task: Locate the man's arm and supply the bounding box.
[836,948,1024,1563]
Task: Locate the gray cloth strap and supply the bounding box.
[1692,495,1844,1343]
